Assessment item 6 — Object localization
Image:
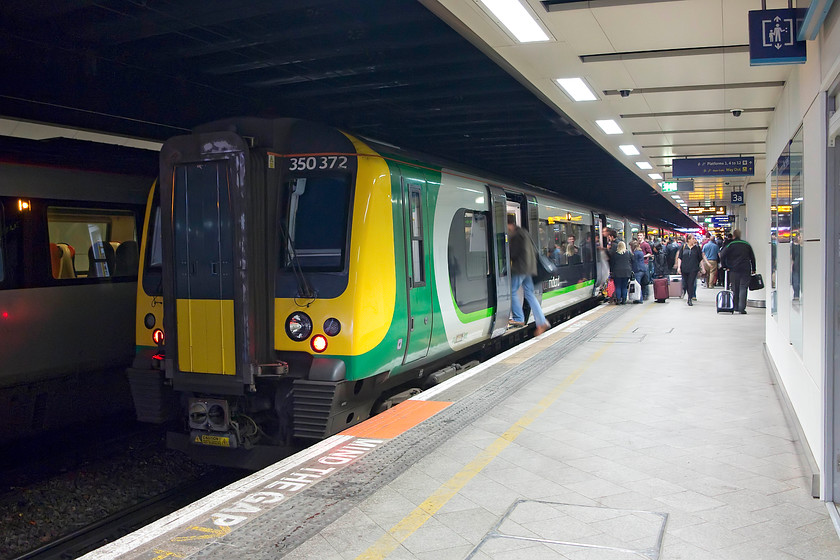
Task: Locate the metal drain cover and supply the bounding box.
[468,500,668,559]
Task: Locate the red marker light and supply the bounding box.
[152,329,165,345]
[1,312,7,319]
[310,334,328,353]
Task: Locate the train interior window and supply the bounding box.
[285,176,351,271]
[464,211,488,280]
[409,188,425,286]
[47,207,138,279]
[448,209,491,314]
[542,219,585,267]
[0,201,4,283]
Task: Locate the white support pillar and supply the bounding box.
[744,181,768,307]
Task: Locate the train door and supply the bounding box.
[488,185,511,338]
[172,160,236,375]
[401,172,432,363]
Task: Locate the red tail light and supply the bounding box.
[310,334,328,353]
[152,329,165,345]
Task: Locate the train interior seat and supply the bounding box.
[88,241,116,278]
[50,242,77,279]
[114,240,139,276]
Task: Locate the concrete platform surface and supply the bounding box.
[83,292,840,559]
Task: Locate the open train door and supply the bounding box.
[487,185,511,338]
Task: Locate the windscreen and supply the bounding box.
[285,176,352,271]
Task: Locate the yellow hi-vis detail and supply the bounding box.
[177,299,236,374]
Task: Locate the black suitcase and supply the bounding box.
[716,270,734,314]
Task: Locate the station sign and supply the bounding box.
[748,9,806,66]
[673,157,754,178]
[710,216,733,225]
[731,191,744,205]
[687,206,727,216]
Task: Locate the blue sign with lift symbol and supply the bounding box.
[748,8,806,66]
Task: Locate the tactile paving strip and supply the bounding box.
[194,305,629,559]
[467,499,668,560]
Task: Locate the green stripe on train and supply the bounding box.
[542,279,595,299]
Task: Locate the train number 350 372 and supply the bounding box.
[287,155,349,171]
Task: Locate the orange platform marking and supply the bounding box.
[341,400,452,439]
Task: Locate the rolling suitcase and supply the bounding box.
[716,270,735,314]
[668,275,683,298]
[653,277,669,302]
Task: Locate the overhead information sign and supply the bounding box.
[731,191,745,205]
[672,157,754,178]
[687,206,727,216]
[748,9,806,66]
[659,180,694,192]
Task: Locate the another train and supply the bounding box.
[0,160,150,443]
[126,118,650,467]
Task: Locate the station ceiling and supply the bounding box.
[0,0,708,228]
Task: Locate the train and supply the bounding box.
[126,118,651,468]
[0,160,151,444]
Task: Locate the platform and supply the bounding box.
[83,292,840,560]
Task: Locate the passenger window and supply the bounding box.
[448,209,491,315]
[409,188,425,286]
[47,207,138,279]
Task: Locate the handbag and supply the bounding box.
[749,273,764,291]
[535,253,558,282]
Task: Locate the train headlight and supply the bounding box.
[311,334,328,353]
[323,318,341,336]
[144,313,156,329]
[286,312,313,341]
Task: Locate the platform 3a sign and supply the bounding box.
[749,8,806,66]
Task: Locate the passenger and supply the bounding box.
[565,235,581,265]
[665,237,680,274]
[630,240,648,301]
[507,216,550,334]
[719,229,756,314]
[652,243,669,279]
[702,235,720,289]
[675,235,707,306]
[609,239,633,305]
[552,243,563,267]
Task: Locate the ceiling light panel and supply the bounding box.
[619,145,640,155]
[649,173,663,180]
[596,120,622,134]
[636,161,653,169]
[556,78,597,101]
[479,0,550,43]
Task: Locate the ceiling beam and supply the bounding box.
[603,81,784,96]
[581,45,749,63]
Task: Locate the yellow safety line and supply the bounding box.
[355,305,653,560]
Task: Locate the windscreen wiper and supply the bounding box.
[278,221,316,303]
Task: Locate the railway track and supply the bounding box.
[11,470,243,560]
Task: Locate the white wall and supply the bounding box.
[764,3,839,496]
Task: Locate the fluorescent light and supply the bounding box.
[648,173,663,180]
[556,78,596,101]
[636,161,653,170]
[619,145,640,156]
[670,194,681,199]
[479,0,549,43]
[596,119,622,134]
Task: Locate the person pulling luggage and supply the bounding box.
[719,229,756,314]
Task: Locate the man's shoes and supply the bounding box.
[687,299,693,306]
[739,310,747,314]
[508,320,525,328]
[534,324,549,336]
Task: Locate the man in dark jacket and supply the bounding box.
[507,216,549,334]
[719,229,756,314]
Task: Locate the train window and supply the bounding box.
[448,209,491,315]
[47,207,138,279]
[285,176,352,271]
[409,188,425,286]
[0,201,4,283]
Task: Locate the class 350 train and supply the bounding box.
[126,118,641,469]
